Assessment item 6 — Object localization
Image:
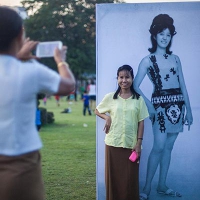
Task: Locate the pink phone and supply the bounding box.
[129,151,138,162]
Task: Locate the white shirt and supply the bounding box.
[0,55,61,156]
[88,84,96,96]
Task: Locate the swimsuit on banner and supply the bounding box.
[147,54,185,133]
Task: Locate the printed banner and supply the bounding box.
[96,2,200,200]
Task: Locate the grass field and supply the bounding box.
[39,96,96,200]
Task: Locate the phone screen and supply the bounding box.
[36,41,62,58]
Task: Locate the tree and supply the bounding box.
[21,0,124,78]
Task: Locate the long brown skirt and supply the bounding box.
[105,145,139,200]
[0,151,45,200]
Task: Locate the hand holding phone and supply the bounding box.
[129,151,138,162]
[36,41,63,58]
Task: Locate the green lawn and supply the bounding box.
[39,96,96,200]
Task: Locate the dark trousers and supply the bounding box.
[83,105,91,115]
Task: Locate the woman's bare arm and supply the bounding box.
[95,109,111,134]
[134,57,156,121]
[176,56,193,130]
[54,46,76,96]
[134,120,144,157]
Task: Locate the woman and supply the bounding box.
[0,6,75,200]
[133,14,193,200]
[87,79,96,111]
[95,65,149,200]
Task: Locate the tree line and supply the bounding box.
[22,0,124,79]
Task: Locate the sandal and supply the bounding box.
[140,193,148,200]
[157,188,182,197]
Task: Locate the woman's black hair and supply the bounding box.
[90,79,95,85]
[113,65,140,100]
[0,6,23,52]
[148,14,176,55]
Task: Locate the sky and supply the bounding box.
[0,0,172,7]
[0,0,21,6]
[0,0,198,6]
[0,0,162,6]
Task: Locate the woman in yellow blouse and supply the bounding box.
[95,65,149,200]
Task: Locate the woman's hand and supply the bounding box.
[17,38,38,60]
[133,143,142,157]
[103,116,112,134]
[54,46,67,64]
[184,110,193,131]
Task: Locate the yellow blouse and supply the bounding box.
[96,92,149,149]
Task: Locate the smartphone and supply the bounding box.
[129,151,138,162]
[36,41,63,58]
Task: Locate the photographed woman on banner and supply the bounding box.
[133,14,193,200]
[95,65,149,200]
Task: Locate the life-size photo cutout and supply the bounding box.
[96,2,200,200]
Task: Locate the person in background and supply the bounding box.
[55,95,60,106]
[133,14,193,200]
[36,107,42,131]
[95,65,149,200]
[79,84,85,100]
[87,79,96,111]
[82,90,92,116]
[74,81,78,101]
[0,6,75,200]
[43,95,47,106]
